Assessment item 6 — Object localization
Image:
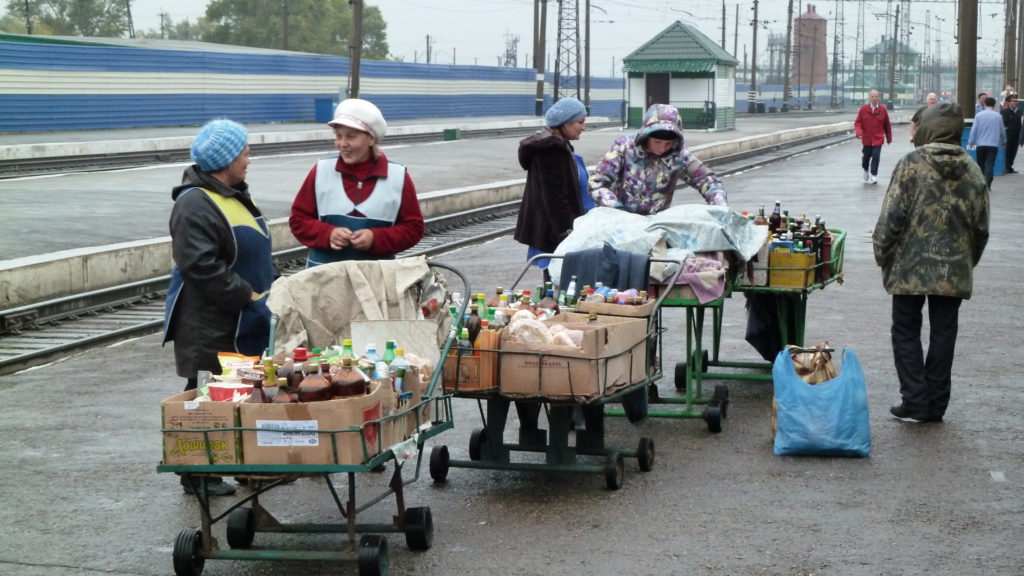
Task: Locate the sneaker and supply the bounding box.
[869,174,878,184]
[181,475,236,496]
[889,404,939,423]
[863,171,870,182]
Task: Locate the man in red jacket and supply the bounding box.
[854,89,894,185]
[290,98,424,267]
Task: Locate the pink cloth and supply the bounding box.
[676,255,727,304]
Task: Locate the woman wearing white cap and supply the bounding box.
[290,98,424,267]
[514,97,590,284]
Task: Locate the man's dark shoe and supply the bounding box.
[890,404,940,423]
[1007,168,1017,173]
[181,475,236,496]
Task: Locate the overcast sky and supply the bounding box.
[126,0,998,76]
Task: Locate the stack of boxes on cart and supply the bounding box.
[442,282,652,401]
[740,201,839,288]
[160,341,436,467]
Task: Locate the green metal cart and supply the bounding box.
[631,229,847,432]
[156,261,468,576]
[428,255,680,490]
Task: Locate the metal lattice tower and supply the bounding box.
[502,32,519,67]
[553,0,581,101]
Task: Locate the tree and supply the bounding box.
[203,0,388,58]
[137,11,214,41]
[3,0,129,37]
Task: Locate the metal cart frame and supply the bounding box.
[428,254,681,490]
[631,229,847,432]
[156,261,468,576]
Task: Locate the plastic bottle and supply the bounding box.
[539,289,560,318]
[458,328,474,356]
[297,363,331,402]
[390,348,411,394]
[329,357,367,397]
[364,343,382,364]
[340,339,356,361]
[486,287,504,309]
[246,376,270,403]
[382,340,397,365]
[768,200,782,233]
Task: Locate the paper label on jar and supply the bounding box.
[255,419,319,447]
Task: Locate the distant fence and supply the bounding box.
[0,34,625,132]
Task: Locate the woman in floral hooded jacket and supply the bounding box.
[589,103,727,214]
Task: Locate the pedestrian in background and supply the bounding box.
[514,96,590,285]
[967,96,1006,189]
[589,103,727,214]
[909,92,938,144]
[873,102,989,423]
[163,119,275,496]
[290,98,424,267]
[1000,93,1022,173]
[854,89,893,185]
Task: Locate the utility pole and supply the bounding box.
[957,0,977,115]
[282,0,290,51]
[830,0,842,107]
[783,0,794,111]
[887,4,899,107]
[23,0,32,34]
[721,0,726,49]
[426,34,432,64]
[533,0,548,115]
[1017,1,1024,93]
[125,0,135,39]
[1005,0,1017,90]
[733,4,739,57]
[749,0,759,113]
[585,0,591,111]
[349,0,363,98]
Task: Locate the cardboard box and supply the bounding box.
[574,298,656,317]
[648,282,698,302]
[240,380,391,466]
[499,313,648,400]
[768,250,816,288]
[442,329,500,393]
[161,389,241,466]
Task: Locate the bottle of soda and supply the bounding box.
[390,348,411,394]
[768,200,782,233]
[458,328,474,356]
[565,275,578,306]
[486,287,504,309]
[382,340,397,365]
[246,376,270,403]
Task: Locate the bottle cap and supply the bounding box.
[293,347,309,362]
[395,348,405,355]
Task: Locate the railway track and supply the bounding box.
[0,130,853,376]
[0,122,620,179]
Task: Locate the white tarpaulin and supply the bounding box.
[549,205,768,284]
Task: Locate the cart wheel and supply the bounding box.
[674,361,688,391]
[704,403,724,433]
[429,445,450,483]
[226,506,255,549]
[637,437,656,472]
[172,529,205,576]
[604,455,625,490]
[404,506,434,551]
[697,349,710,373]
[358,535,389,576]
[469,427,486,461]
[712,384,730,419]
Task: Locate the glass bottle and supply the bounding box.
[565,275,578,306]
[297,362,331,402]
[486,287,504,309]
[466,305,482,344]
[768,200,782,233]
[754,204,768,226]
[458,328,474,356]
[246,376,270,403]
[539,289,560,318]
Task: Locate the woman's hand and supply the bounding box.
[329,227,353,250]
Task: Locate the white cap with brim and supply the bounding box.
[327,98,387,142]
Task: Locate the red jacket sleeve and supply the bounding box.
[368,171,425,257]
[289,164,334,249]
[854,106,865,138]
[884,111,893,143]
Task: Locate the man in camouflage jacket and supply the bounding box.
[872,102,990,423]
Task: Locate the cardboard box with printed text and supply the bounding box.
[161,389,241,466]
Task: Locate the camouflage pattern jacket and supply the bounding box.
[872,143,990,298]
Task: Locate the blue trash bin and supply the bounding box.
[961,121,1005,176]
[314,98,337,123]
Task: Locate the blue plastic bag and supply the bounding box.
[773,347,871,457]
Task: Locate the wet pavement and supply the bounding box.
[0,122,1021,575]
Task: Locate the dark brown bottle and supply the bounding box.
[297,363,331,402]
[466,304,482,344]
[245,376,270,403]
[271,378,295,403]
[329,357,367,397]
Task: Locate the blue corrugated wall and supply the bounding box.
[0,38,627,132]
